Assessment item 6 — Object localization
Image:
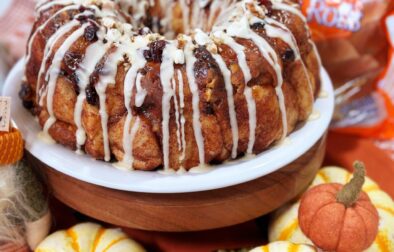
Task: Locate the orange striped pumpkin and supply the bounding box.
[0,127,24,165]
[269,167,394,252]
[35,223,145,252]
[249,241,317,252]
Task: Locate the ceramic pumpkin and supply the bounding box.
[249,241,317,252]
[269,165,394,251]
[35,223,145,252]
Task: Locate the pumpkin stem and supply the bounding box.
[336,161,366,207]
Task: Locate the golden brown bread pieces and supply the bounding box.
[23,0,320,171]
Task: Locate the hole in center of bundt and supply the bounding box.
[124,1,228,40]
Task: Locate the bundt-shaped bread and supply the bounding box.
[22,0,321,171]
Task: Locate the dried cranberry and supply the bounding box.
[88,60,104,86]
[19,82,32,100]
[195,46,215,62]
[78,6,87,12]
[84,24,99,42]
[19,82,34,110]
[76,14,93,23]
[85,84,99,106]
[282,49,295,62]
[194,46,218,80]
[69,73,80,93]
[64,52,83,71]
[202,102,214,115]
[23,100,34,110]
[251,22,265,31]
[143,40,167,62]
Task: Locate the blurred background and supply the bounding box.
[0,0,35,89]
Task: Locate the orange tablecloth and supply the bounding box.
[49,131,394,252]
[325,132,394,197]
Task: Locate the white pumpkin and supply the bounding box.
[269,167,394,251]
[249,241,317,252]
[35,223,145,252]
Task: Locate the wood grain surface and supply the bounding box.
[26,134,326,232]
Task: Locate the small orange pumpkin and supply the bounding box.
[298,161,379,252]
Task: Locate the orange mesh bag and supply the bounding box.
[299,0,394,141]
[0,127,24,165]
[301,0,390,86]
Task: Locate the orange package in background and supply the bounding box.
[299,0,394,142]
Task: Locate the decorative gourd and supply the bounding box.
[249,241,317,252]
[298,162,378,252]
[269,165,394,251]
[0,128,24,165]
[35,223,146,252]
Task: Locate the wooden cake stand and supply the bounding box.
[26,134,326,232]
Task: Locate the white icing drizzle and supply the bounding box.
[207,0,221,29]
[122,36,149,168]
[308,110,320,121]
[243,87,257,154]
[36,0,74,13]
[171,78,182,152]
[37,9,95,105]
[26,4,79,65]
[213,31,252,82]
[211,31,255,154]
[223,4,288,140]
[160,42,175,170]
[135,72,147,107]
[213,54,239,158]
[270,0,322,82]
[265,17,314,112]
[179,0,190,33]
[160,1,176,38]
[120,116,140,170]
[271,0,306,22]
[43,23,89,135]
[177,69,187,164]
[160,41,185,170]
[37,20,80,105]
[265,18,298,58]
[184,38,205,166]
[37,131,56,144]
[119,0,150,29]
[74,31,110,152]
[194,29,238,158]
[318,89,328,98]
[189,164,214,173]
[96,47,125,161]
[190,0,204,32]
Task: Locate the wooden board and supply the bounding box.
[26,134,326,232]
